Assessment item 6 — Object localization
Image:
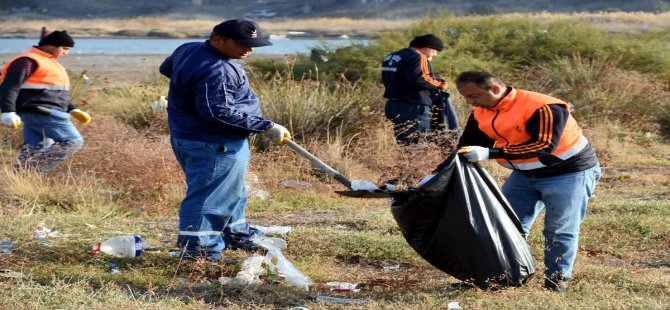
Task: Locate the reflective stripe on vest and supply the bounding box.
[0,47,70,91]
[19,84,69,91]
[499,135,588,170]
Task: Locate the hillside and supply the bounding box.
[1,0,669,19]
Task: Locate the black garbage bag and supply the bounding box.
[390,153,536,288]
[431,90,459,131]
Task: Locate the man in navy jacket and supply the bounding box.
[382,34,456,144]
[160,19,290,261]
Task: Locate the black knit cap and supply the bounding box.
[38,30,75,47]
[212,19,272,47]
[409,34,444,51]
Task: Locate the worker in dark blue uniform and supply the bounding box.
[381,34,458,145]
[160,19,291,262]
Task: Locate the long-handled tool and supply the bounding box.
[283,139,394,198]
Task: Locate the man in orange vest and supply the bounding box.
[0,30,91,173]
[455,70,601,292]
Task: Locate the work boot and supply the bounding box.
[544,275,570,292]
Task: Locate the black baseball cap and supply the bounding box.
[212,19,272,47]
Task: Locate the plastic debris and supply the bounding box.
[218,254,266,286]
[249,188,270,200]
[380,183,397,192]
[0,269,25,279]
[326,281,360,293]
[258,236,288,250]
[33,227,74,240]
[92,235,145,258]
[168,251,179,257]
[448,301,464,309]
[253,235,312,289]
[0,241,15,254]
[289,307,309,310]
[316,296,367,305]
[383,264,401,270]
[254,225,292,235]
[350,180,379,192]
[150,95,168,113]
[281,179,312,190]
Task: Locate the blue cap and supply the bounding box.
[212,19,272,48]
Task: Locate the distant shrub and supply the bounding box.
[87,77,169,133]
[249,14,670,136]
[520,54,669,132]
[249,61,386,145]
[469,3,497,15]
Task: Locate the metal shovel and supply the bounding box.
[283,139,395,198]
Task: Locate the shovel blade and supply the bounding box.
[335,190,394,198]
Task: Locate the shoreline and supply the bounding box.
[0,33,370,40]
[0,53,283,82]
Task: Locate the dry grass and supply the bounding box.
[463,11,670,32]
[1,12,669,39]
[520,54,670,132]
[69,117,183,214]
[0,17,412,38]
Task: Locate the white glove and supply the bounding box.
[1,112,22,129]
[264,123,292,145]
[416,174,436,188]
[458,146,490,162]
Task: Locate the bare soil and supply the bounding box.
[0,53,169,82]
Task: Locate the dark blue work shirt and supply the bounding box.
[159,40,272,142]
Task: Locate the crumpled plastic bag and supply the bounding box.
[350,180,379,192]
[252,235,312,290]
[218,254,266,286]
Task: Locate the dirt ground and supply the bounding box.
[0,53,281,82]
[0,53,169,82]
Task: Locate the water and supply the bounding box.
[0,37,368,55]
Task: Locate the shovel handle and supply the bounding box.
[284,139,352,189]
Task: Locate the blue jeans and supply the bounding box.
[170,137,260,258]
[17,110,83,173]
[502,164,602,279]
[385,100,431,144]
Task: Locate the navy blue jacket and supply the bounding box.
[381,47,445,106]
[159,41,273,142]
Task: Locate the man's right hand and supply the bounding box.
[1,112,22,129]
[264,123,292,145]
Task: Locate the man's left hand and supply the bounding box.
[70,109,91,125]
[458,146,490,162]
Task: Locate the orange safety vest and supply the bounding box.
[473,88,588,170]
[1,47,70,91]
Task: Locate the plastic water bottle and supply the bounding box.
[92,235,144,257]
[150,96,168,113]
[158,95,168,108]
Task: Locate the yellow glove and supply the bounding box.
[70,109,91,125]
